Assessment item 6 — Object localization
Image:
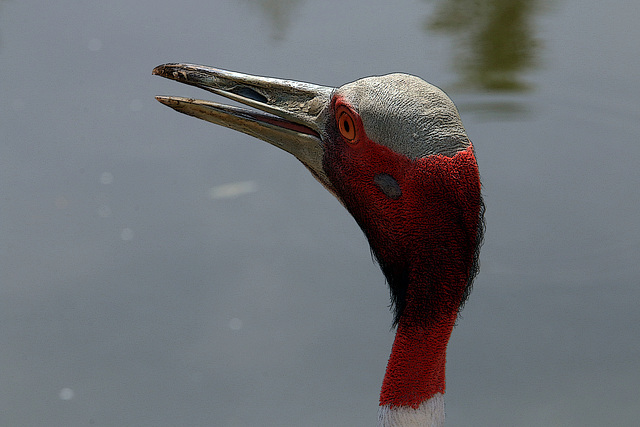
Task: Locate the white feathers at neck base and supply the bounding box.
[378,393,444,427]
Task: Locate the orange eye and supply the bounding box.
[336,105,357,143]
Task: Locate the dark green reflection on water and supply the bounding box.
[425,0,545,92]
[242,0,302,41]
[241,0,545,100]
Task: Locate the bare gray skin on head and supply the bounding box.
[336,74,470,159]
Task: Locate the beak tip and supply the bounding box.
[154,95,178,108]
[152,63,188,82]
[152,64,166,76]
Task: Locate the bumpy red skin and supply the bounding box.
[324,97,482,409]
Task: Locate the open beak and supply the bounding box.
[153,63,334,188]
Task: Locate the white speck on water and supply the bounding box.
[120,228,134,241]
[100,172,113,185]
[209,181,257,199]
[88,38,102,51]
[129,99,143,111]
[59,388,74,401]
[228,318,243,330]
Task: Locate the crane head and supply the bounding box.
[153,64,483,325]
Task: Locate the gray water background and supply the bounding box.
[1,0,639,425]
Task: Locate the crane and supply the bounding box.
[153,63,484,426]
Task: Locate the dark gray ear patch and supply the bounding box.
[374,173,402,200]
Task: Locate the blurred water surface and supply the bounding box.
[1,0,639,426]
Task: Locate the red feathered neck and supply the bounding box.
[324,127,482,408]
[378,146,481,408]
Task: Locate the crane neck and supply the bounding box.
[377,316,454,426]
[380,312,455,407]
[377,252,471,426]
[325,144,483,426]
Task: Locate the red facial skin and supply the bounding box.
[324,96,483,408]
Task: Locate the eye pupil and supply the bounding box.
[343,120,350,133]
